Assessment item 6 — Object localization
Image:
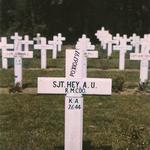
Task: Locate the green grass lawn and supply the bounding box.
[1,57,140,70]
[0,94,150,150]
[0,45,150,150]
[0,69,141,88]
[0,57,140,69]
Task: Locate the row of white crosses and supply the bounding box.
[95,27,133,70]
[38,34,112,150]
[96,27,150,83]
[0,32,66,69]
[34,33,66,69]
[0,32,66,87]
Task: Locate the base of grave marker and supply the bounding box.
[140,60,149,83]
[41,49,47,69]
[65,95,83,150]
[2,58,8,69]
[14,57,22,86]
[119,51,125,70]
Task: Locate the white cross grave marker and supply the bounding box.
[34,37,57,69]
[0,37,13,69]
[95,28,114,57]
[75,34,98,77]
[38,35,112,150]
[95,27,110,50]
[48,36,58,59]
[113,33,121,45]
[11,32,23,86]
[33,33,41,44]
[48,34,65,59]
[21,35,34,51]
[113,33,121,49]
[106,34,114,57]
[2,33,33,87]
[130,36,150,83]
[56,33,66,51]
[113,35,132,70]
[130,33,141,53]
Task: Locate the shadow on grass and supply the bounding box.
[8,64,13,69]
[55,140,112,150]
[22,82,32,89]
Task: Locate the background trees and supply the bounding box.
[0,0,150,42]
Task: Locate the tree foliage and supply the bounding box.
[0,0,150,42]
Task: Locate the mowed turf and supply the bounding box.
[0,94,150,150]
[0,69,142,88]
[0,45,150,149]
[0,56,140,69]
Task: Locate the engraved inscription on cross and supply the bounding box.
[74,34,98,77]
[38,35,112,150]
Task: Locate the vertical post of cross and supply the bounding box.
[33,33,41,44]
[11,32,23,86]
[34,37,48,69]
[140,37,149,83]
[48,36,57,59]
[65,35,98,150]
[65,49,83,150]
[57,33,66,51]
[119,38,126,70]
[107,34,113,57]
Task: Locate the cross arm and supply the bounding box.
[130,53,150,60]
[38,77,112,95]
[3,51,33,58]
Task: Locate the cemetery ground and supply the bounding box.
[1,45,150,149]
[1,95,150,150]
